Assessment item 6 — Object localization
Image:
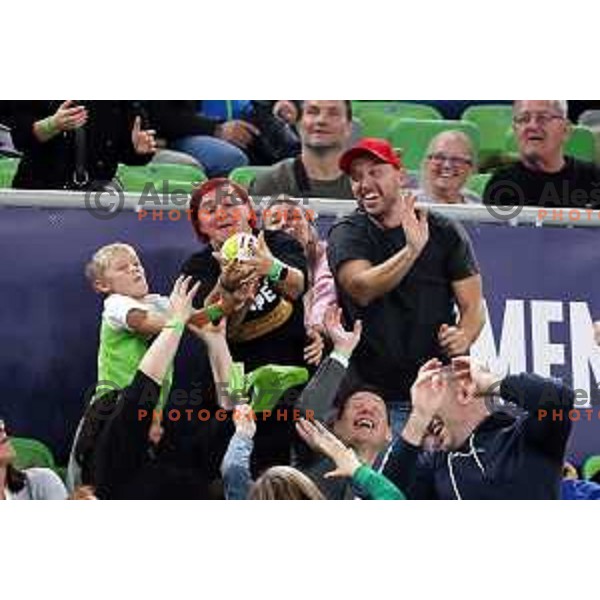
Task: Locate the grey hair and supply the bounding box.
[513,100,569,118]
[419,130,477,189]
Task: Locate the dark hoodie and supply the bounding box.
[93,371,209,500]
[383,373,574,499]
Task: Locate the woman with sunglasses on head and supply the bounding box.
[263,195,338,361]
[0,420,67,500]
[416,131,480,205]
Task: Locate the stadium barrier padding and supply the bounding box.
[1,204,599,464]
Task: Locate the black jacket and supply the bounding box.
[383,373,574,499]
[145,100,220,142]
[0,100,152,190]
[93,371,209,500]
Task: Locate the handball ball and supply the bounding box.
[221,233,258,262]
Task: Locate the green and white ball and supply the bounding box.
[221,233,258,262]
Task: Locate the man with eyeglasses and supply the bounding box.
[327,138,485,435]
[416,131,480,204]
[483,100,600,208]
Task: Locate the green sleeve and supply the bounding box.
[353,464,406,500]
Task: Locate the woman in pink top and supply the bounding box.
[263,196,338,360]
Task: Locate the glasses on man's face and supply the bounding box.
[513,112,564,127]
[427,153,472,168]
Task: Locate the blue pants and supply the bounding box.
[172,135,248,178]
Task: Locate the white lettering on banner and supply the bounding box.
[569,302,600,407]
[471,300,527,377]
[472,299,600,404]
[531,301,565,378]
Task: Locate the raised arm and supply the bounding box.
[138,276,200,384]
[247,231,305,300]
[94,276,199,498]
[221,404,256,500]
[188,318,235,410]
[383,359,445,499]
[330,200,429,308]
[296,419,405,500]
[451,356,575,462]
[297,306,362,422]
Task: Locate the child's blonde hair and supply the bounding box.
[84,242,138,288]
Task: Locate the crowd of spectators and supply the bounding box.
[1,99,598,500]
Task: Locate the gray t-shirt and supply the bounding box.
[6,468,68,500]
[249,157,354,200]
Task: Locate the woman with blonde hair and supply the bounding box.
[417,131,479,204]
[249,465,325,500]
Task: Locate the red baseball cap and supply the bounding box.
[339,138,402,174]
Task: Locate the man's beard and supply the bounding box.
[304,141,342,156]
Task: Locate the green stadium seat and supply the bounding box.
[462,105,514,163]
[11,437,56,470]
[352,101,443,121]
[582,455,600,481]
[505,125,597,163]
[466,173,492,197]
[387,119,481,172]
[0,157,19,188]
[117,163,206,194]
[229,166,271,190]
[355,112,399,139]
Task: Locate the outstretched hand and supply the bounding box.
[245,231,276,278]
[450,355,500,398]
[215,255,259,291]
[296,418,361,479]
[410,358,450,423]
[304,327,324,366]
[323,306,362,357]
[168,276,201,323]
[400,194,429,255]
[188,314,227,341]
[233,403,257,439]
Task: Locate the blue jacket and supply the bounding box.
[384,373,574,499]
[561,479,600,500]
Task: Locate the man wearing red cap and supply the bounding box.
[328,138,485,433]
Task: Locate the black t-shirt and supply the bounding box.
[483,157,600,208]
[327,209,479,404]
[181,229,308,370]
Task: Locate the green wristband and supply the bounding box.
[164,318,185,334]
[205,304,225,323]
[267,258,284,282]
[39,116,58,138]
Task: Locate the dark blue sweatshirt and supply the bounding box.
[383,373,574,499]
